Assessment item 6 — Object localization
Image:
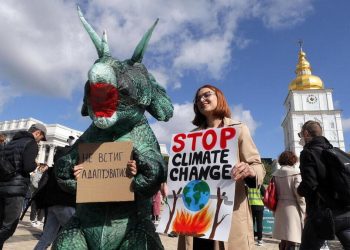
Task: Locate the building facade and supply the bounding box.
[0,117,169,167]
[0,118,83,167]
[282,47,345,156]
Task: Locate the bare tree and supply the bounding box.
[164,187,183,234]
[209,187,229,239]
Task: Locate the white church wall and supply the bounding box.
[293,94,303,111]
[319,93,328,110]
[326,91,334,110]
[0,118,83,167]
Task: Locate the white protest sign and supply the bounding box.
[157,127,239,241]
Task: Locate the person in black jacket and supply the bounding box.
[297,120,350,249]
[33,138,76,250]
[0,123,47,249]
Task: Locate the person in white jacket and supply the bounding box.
[272,151,306,250]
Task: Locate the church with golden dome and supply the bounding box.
[282,45,346,156]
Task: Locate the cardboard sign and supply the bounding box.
[76,142,134,203]
[157,127,240,241]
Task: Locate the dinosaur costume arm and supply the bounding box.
[128,122,168,198]
[54,146,79,194]
[132,148,167,198]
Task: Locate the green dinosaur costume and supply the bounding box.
[53,6,173,250]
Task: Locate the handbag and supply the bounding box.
[263,177,277,211]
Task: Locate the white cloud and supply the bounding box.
[0,83,20,111]
[231,105,260,135]
[342,118,350,132]
[150,102,195,144]
[148,69,169,89]
[150,102,259,145]
[173,36,231,79]
[0,0,315,109]
[252,0,314,29]
[0,1,94,98]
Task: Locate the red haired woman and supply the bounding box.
[178,84,265,250]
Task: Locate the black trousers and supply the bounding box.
[251,205,264,240]
[193,237,214,249]
[0,196,24,250]
[30,200,44,222]
[300,211,350,250]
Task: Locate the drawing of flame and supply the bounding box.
[172,205,213,236]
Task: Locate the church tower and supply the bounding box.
[282,45,345,156]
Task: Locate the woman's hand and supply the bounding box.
[126,160,137,178]
[73,164,84,180]
[231,162,256,181]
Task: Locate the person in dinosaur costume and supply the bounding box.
[52,6,173,250]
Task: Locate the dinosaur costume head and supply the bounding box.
[78,6,172,129]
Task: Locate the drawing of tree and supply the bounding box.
[164,187,183,234]
[209,187,229,239]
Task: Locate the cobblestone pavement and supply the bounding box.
[3,212,343,250]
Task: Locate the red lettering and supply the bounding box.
[220,127,236,149]
[202,129,217,151]
[187,132,203,151]
[172,133,186,153]
[172,128,235,153]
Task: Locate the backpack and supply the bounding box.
[0,145,17,181]
[321,147,350,206]
[263,177,277,211]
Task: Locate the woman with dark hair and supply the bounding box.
[0,134,6,146]
[177,84,265,250]
[272,151,306,250]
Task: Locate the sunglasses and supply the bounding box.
[196,91,215,102]
[39,131,46,141]
[298,132,303,138]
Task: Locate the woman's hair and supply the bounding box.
[278,150,298,166]
[0,134,6,143]
[192,84,231,127]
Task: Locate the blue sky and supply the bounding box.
[0,0,349,159]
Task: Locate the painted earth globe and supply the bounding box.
[182,180,210,212]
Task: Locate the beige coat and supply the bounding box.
[272,166,306,243]
[178,118,266,250]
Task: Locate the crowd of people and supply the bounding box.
[0,129,77,250]
[0,84,349,250]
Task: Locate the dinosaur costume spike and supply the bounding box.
[77,5,103,58]
[101,30,111,57]
[130,18,159,64]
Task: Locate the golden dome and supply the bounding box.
[289,49,324,90]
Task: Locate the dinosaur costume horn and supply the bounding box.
[77,5,110,58]
[130,18,159,64]
[101,30,111,57]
